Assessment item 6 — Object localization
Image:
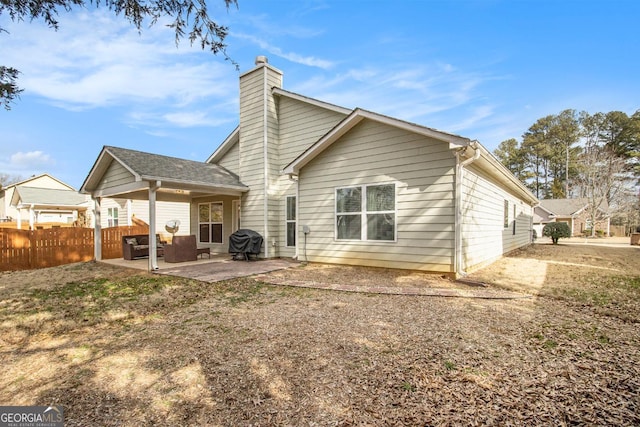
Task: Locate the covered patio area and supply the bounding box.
[81,146,249,271]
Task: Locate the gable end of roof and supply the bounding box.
[282,108,472,175]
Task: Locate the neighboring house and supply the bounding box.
[534,198,610,237]
[0,174,91,229]
[0,173,187,233]
[82,56,538,275]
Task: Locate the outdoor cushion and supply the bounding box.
[133,245,149,251]
[125,237,138,245]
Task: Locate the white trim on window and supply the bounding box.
[107,207,119,228]
[335,183,397,242]
[285,195,296,247]
[198,201,224,244]
[503,199,509,229]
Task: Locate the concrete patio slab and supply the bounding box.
[155,258,299,282]
[100,254,231,271]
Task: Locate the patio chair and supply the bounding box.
[164,235,198,263]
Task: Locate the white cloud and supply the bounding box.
[1,10,238,113]
[233,33,335,69]
[0,151,56,178]
[11,151,54,167]
[162,111,234,128]
[289,62,496,127]
[239,14,325,38]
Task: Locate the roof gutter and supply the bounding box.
[454,140,480,278]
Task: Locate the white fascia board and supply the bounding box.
[140,175,249,193]
[80,148,110,194]
[355,109,471,146]
[272,87,352,115]
[206,126,239,164]
[105,148,142,181]
[283,108,472,175]
[89,181,150,198]
[476,143,539,205]
[282,112,364,175]
[80,147,141,194]
[18,203,88,210]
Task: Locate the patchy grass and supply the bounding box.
[1,244,639,426]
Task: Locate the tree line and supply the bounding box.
[494,109,640,234]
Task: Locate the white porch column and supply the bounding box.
[17,208,22,229]
[126,199,133,226]
[93,197,102,260]
[148,181,160,271]
[29,204,35,230]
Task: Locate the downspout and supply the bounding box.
[148,180,160,271]
[454,140,480,278]
[262,65,270,258]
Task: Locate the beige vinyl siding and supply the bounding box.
[272,97,347,257]
[265,70,282,254]
[97,161,134,192]
[298,119,456,272]
[190,195,241,254]
[237,65,284,257]
[278,96,348,166]
[275,181,297,258]
[461,164,533,271]
[130,199,191,239]
[1,187,16,220]
[239,67,269,240]
[100,198,127,228]
[216,140,240,174]
[22,176,72,190]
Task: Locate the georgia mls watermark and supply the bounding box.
[0,406,63,427]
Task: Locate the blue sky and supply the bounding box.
[1,0,638,189]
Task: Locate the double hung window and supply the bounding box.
[199,202,223,244]
[107,207,118,227]
[336,184,396,241]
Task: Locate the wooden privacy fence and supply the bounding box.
[0,225,149,271]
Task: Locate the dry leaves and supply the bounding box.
[0,243,639,425]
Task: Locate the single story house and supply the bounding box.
[81,56,539,276]
[534,198,610,237]
[0,174,90,229]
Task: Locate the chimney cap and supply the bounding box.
[255,55,268,65]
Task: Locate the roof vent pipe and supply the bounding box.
[255,55,268,65]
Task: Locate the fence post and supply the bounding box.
[94,197,102,260]
[29,229,34,269]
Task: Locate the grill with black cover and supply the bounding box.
[229,229,263,260]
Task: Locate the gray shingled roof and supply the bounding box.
[105,146,246,189]
[14,187,88,206]
[540,198,609,216]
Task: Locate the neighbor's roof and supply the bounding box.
[12,186,88,208]
[539,198,609,216]
[3,173,76,191]
[81,146,248,194]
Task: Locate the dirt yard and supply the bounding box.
[0,240,638,426]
